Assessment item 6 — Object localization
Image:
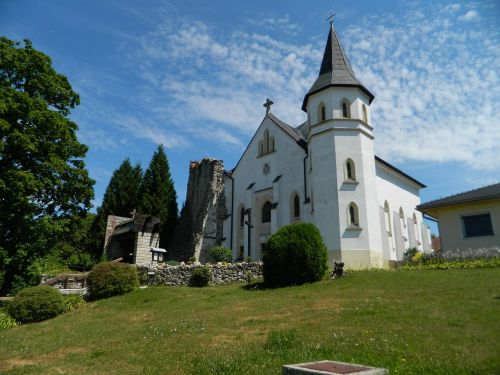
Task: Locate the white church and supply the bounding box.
[220,23,431,269]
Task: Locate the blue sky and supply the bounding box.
[1,0,499,234]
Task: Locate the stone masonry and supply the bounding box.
[137,262,263,286]
[168,158,227,262]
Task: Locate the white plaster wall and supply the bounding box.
[307,87,371,126]
[375,162,426,259]
[227,116,308,260]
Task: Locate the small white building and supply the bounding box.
[418,183,500,255]
[220,23,431,268]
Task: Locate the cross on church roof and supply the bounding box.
[327,12,336,25]
[263,98,274,114]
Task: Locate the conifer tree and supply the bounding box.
[89,159,142,257]
[139,145,178,249]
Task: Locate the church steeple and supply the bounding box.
[302,23,374,112]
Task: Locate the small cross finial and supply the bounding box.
[327,12,336,25]
[263,98,274,114]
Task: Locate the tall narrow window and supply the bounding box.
[270,136,275,152]
[341,100,351,118]
[362,104,368,123]
[318,103,326,122]
[345,159,356,181]
[262,202,272,223]
[258,141,264,156]
[240,207,245,227]
[399,207,406,228]
[384,201,391,235]
[292,194,300,220]
[348,202,359,227]
[264,130,269,154]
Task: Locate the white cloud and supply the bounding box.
[248,14,301,35]
[459,10,479,21]
[119,2,499,171]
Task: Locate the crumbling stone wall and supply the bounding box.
[169,158,226,262]
[137,262,263,286]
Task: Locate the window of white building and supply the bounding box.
[461,213,494,237]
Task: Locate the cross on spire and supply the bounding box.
[327,12,336,25]
[263,98,274,114]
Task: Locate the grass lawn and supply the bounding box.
[1,268,499,374]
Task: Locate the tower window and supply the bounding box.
[345,159,356,181]
[318,103,326,122]
[341,100,351,118]
[348,202,359,227]
[362,104,368,123]
[262,201,272,223]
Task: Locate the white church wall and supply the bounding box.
[228,116,308,260]
[375,162,426,258]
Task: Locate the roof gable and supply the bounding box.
[231,113,307,174]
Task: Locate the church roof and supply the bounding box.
[417,182,500,210]
[267,113,307,151]
[302,23,374,112]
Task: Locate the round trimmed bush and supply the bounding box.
[189,266,212,287]
[263,223,328,287]
[208,246,232,263]
[87,262,139,299]
[8,285,64,323]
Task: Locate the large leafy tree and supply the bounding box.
[140,145,178,249]
[89,159,142,257]
[0,37,94,293]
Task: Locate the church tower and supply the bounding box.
[304,22,383,267]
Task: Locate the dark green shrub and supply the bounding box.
[190,266,212,287]
[87,262,139,299]
[63,294,86,312]
[403,247,418,264]
[208,247,232,263]
[187,256,197,264]
[8,285,64,323]
[244,256,254,263]
[263,223,328,287]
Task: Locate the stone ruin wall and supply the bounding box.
[137,262,262,286]
[168,158,227,263]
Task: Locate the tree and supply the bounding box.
[89,159,142,257]
[139,145,178,249]
[0,37,94,293]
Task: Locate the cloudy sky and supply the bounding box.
[1,0,499,233]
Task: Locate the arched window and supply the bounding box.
[341,99,351,118]
[240,206,245,227]
[362,104,368,123]
[348,202,359,227]
[318,103,326,122]
[384,201,392,235]
[345,159,356,181]
[262,201,272,223]
[399,207,406,228]
[292,194,300,220]
[270,136,275,152]
[264,129,270,154]
[258,141,264,156]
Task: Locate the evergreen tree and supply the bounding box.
[139,145,178,249]
[89,159,142,257]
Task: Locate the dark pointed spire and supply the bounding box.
[302,23,374,112]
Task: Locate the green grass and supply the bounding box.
[1,269,499,374]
